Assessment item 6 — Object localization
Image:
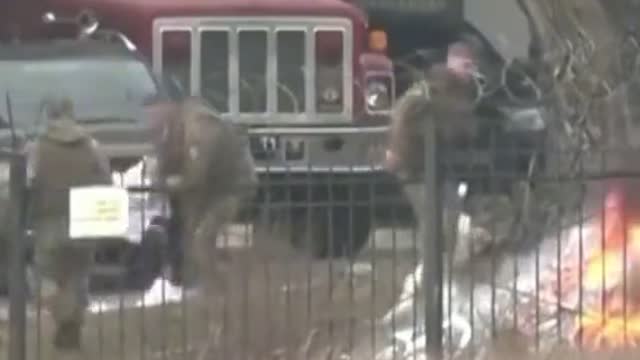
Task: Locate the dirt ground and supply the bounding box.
[3,222,640,360]
[0,224,420,360]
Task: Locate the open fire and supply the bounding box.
[565,189,640,349]
[378,184,640,357]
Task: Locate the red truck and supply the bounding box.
[5,0,403,258]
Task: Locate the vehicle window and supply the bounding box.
[0,58,158,129]
[276,30,306,113]
[162,75,187,101]
[315,30,344,114]
[201,30,229,113]
[238,30,267,113]
[161,30,192,95]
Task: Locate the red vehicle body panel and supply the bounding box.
[3,0,392,121]
[6,0,367,62]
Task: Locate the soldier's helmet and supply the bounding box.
[41,95,75,121]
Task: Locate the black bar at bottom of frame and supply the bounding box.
[8,154,27,360]
[423,118,444,358]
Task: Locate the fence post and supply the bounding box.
[423,116,444,358]
[8,152,27,360]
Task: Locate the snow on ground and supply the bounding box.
[376,219,601,358]
[87,278,186,313]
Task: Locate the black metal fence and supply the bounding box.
[3,125,640,360]
[4,150,28,360]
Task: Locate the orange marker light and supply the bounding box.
[368,30,387,52]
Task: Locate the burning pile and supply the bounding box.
[573,191,640,349]
[547,188,640,349]
[377,183,640,356]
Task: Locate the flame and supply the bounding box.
[577,306,640,349]
[573,194,640,349]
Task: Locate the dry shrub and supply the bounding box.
[469,328,640,360]
[204,220,416,359]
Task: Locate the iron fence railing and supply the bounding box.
[4,120,640,360]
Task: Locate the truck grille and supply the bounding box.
[154,18,353,123]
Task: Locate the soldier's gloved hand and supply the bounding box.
[165,175,183,191]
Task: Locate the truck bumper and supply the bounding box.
[242,125,414,226]
[248,125,389,173]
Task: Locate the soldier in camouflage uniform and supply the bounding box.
[156,97,257,288]
[385,41,480,260]
[154,97,257,358]
[26,96,112,351]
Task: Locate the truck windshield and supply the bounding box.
[0,58,159,130]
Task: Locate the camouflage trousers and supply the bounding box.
[31,218,94,329]
[404,181,518,263]
[403,181,463,259]
[179,196,240,293]
[177,196,241,360]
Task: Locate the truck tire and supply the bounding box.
[290,206,371,258]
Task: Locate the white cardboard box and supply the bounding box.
[69,186,130,240]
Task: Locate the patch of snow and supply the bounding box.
[378,220,599,358]
[216,225,253,248]
[351,262,373,276]
[88,299,120,314]
[378,313,471,360]
[134,278,184,307]
[87,278,184,314]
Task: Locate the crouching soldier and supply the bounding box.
[26,97,112,352]
[385,41,480,263]
[155,97,257,289]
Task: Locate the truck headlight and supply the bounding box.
[365,77,393,112]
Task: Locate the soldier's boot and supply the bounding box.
[53,320,82,350]
[170,252,199,287]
